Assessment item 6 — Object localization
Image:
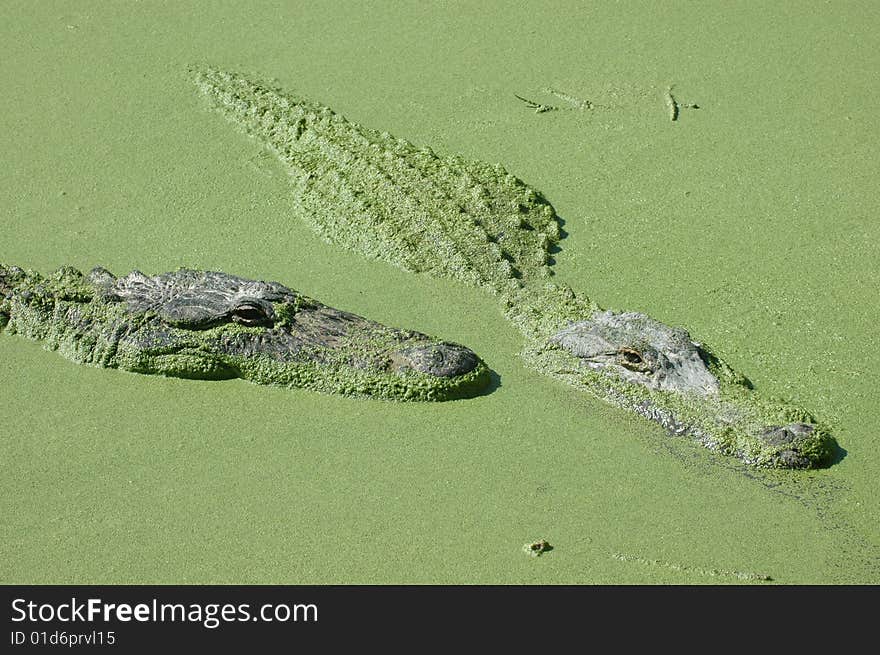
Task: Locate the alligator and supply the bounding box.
[0,264,490,401]
[194,67,837,468]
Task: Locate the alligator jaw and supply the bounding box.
[629,395,826,469]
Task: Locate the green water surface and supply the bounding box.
[1,1,878,583]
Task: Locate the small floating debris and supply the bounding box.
[665,85,700,122]
[514,94,558,113]
[523,539,553,557]
[542,86,595,110]
[665,86,680,122]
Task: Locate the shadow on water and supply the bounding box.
[545,212,568,268]
[450,368,500,400]
[827,442,848,467]
[476,369,503,397]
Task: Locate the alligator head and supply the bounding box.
[0,265,490,401]
[528,309,836,469]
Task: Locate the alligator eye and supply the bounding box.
[617,347,649,372]
[619,348,643,365]
[231,304,271,326]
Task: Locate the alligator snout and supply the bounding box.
[394,342,480,378]
[758,423,821,468]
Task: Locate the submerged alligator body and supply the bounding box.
[0,265,489,401]
[195,67,837,468]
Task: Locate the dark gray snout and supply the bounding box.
[396,343,480,377]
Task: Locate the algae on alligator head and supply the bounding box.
[194,67,837,468]
[0,264,490,401]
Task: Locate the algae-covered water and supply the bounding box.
[1,1,878,584]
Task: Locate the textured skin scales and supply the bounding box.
[195,68,837,468]
[0,264,490,401]
[196,68,559,296]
